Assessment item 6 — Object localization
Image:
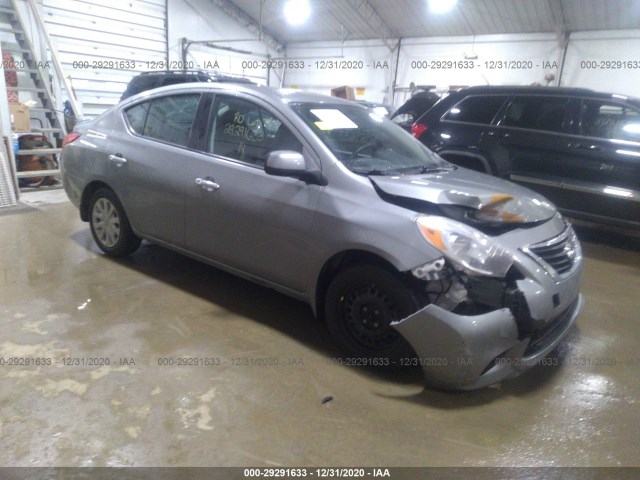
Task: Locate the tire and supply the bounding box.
[89,188,141,257]
[324,264,426,361]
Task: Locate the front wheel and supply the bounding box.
[89,188,141,257]
[324,265,426,361]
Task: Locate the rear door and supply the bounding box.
[560,98,640,224]
[108,93,202,245]
[483,94,576,205]
[182,93,322,292]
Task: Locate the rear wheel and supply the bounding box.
[325,265,425,361]
[89,188,140,257]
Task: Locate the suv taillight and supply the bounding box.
[412,123,427,139]
[62,132,81,148]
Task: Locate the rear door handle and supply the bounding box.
[195,177,220,191]
[599,163,614,171]
[573,143,601,151]
[108,154,127,167]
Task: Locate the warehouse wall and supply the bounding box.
[285,30,640,108]
[562,29,640,95]
[285,40,395,103]
[44,0,167,117]
[168,0,282,86]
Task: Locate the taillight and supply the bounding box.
[62,132,81,148]
[411,123,427,139]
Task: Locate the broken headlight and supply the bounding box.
[416,215,514,277]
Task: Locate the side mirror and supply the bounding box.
[265,150,327,186]
[265,150,307,177]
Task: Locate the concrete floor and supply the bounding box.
[1,189,639,468]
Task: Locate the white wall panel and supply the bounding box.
[287,31,640,109]
[285,40,395,104]
[561,29,640,97]
[43,0,167,117]
[168,0,281,86]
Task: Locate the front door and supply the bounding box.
[183,93,322,292]
[483,94,576,207]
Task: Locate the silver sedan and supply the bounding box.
[61,83,583,390]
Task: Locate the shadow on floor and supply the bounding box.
[70,232,582,405]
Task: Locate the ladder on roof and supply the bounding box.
[0,0,81,200]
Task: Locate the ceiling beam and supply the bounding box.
[347,0,399,49]
[548,0,569,35]
[210,0,285,52]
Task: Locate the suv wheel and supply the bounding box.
[325,265,425,361]
[89,188,141,257]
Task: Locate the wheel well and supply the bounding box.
[80,181,111,221]
[440,152,492,174]
[314,250,402,320]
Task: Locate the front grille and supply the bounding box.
[525,227,579,276]
[525,298,578,356]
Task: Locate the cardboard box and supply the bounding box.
[331,85,355,100]
[9,104,30,132]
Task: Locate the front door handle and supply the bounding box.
[108,154,127,167]
[487,131,510,139]
[195,177,220,192]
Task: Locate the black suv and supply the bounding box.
[390,90,441,131]
[120,70,255,101]
[413,86,640,229]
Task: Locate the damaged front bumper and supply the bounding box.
[392,263,584,390]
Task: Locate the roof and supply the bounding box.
[226,0,640,44]
[120,81,366,107]
[449,85,639,101]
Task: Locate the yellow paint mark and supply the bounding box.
[125,426,140,439]
[199,387,217,403]
[35,379,88,397]
[128,404,151,420]
[89,365,136,380]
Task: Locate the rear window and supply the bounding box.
[579,99,640,142]
[124,102,149,134]
[124,94,201,147]
[443,95,508,124]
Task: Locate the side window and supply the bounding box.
[443,95,508,124]
[207,96,302,167]
[502,96,569,133]
[143,94,200,146]
[580,99,640,142]
[124,102,150,134]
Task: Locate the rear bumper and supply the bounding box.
[392,294,583,391]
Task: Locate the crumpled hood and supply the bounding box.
[370,168,557,223]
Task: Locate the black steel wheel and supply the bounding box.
[89,188,141,257]
[325,264,424,361]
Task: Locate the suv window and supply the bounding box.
[141,94,200,146]
[580,99,640,142]
[207,96,302,167]
[502,96,569,133]
[443,95,508,124]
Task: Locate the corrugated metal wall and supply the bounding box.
[42,0,167,117]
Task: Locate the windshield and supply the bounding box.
[290,102,448,175]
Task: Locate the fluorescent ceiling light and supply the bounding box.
[284,0,311,26]
[428,0,458,14]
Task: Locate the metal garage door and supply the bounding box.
[42,0,167,118]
